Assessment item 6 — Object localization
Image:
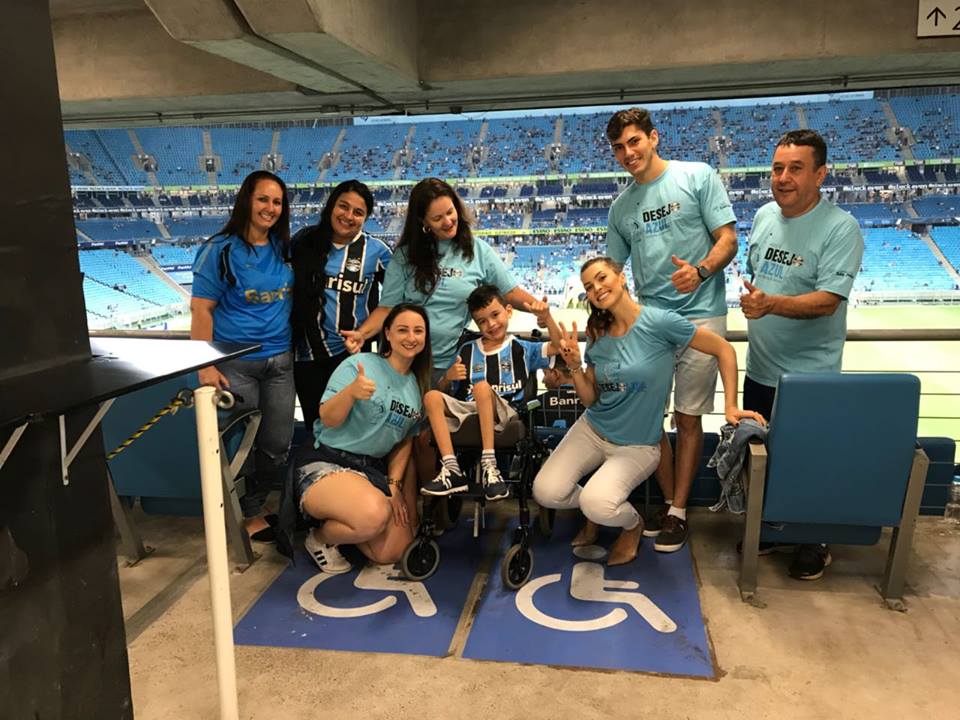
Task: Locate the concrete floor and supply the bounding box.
[119,506,960,720]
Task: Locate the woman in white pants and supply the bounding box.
[532,257,762,565]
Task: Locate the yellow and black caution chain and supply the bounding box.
[106,389,195,461]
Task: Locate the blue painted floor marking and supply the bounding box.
[462,518,715,677]
[234,522,483,656]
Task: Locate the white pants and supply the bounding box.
[532,417,660,529]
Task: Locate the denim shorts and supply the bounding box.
[295,444,390,519]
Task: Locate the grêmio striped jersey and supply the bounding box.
[452,335,550,403]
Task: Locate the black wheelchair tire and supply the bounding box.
[501,543,534,590]
[400,539,440,581]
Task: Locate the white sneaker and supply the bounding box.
[304,531,351,574]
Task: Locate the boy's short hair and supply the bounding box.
[467,284,508,315]
[548,352,572,376]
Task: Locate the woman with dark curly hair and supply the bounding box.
[290,180,391,432]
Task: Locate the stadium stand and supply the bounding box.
[929,226,960,274]
[77,218,163,242]
[721,104,800,167]
[480,116,554,176]
[136,127,206,186]
[164,216,228,241]
[277,126,341,184]
[889,94,960,160]
[79,249,186,310]
[803,99,899,163]
[332,123,410,181]
[856,228,955,292]
[406,120,481,179]
[210,128,273,182]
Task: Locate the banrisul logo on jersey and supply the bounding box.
[326,274,369,294]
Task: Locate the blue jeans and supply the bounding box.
[219,351,295,518]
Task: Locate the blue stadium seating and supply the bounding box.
[165,216,228,241]
[210,128,273,182]
[481,117,554,176]
[277,126,341,184]
[332,124,410,181]
[889,95,960,160]
[406,120,481,179]
[136,127,206,186]
[803,99,898,163]
[929,226,960,275]
[77,218,163,242]
[722,104,800,167]
[857,228,955,292]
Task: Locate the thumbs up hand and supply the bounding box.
[670,255,701,294]
[445,356,467,383]
[349,361,377,400]
[739,279,772,319]
[523,295,552,327]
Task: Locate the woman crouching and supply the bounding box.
[297,303,431,573]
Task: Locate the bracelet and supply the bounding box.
[387,478,404,491]
[568,365,584,375]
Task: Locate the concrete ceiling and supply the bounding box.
[51,0,960,126]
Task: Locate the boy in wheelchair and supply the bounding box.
[420,284,558,501]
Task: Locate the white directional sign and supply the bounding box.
[917,1,960,37]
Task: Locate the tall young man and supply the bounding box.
[605,107,738,552]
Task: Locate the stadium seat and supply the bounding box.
[737,373,929,609]
[102,376,261,569]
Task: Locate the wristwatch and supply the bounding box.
[696,264,711,281]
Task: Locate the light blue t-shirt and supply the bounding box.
[380,238,517,368]
[606,161,736,318]
[192,234,293,359]
[584,307,696,446]
[745,199,864,387]
[314,353,423,458]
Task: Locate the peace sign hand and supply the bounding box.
[558,321,582,368]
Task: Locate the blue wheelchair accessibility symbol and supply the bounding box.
[463,538,715,677]
[515,558,677,633]
[297,564,437,618]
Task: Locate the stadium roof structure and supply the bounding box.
[51,0,960,126]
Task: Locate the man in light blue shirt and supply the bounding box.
[605,107,738,553]
[740,128,864,581]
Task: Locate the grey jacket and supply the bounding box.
[707,419,768,514]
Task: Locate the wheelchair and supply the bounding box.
[399,379,586,590]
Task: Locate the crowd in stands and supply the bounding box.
[68,90,960,327]
[65,92,960,189]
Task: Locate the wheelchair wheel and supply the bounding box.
[400,539,440,581]
[501,543,534,590]
[536,507,555,538]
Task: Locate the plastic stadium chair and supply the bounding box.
[101,376,261,570]
[738,373,929,611]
